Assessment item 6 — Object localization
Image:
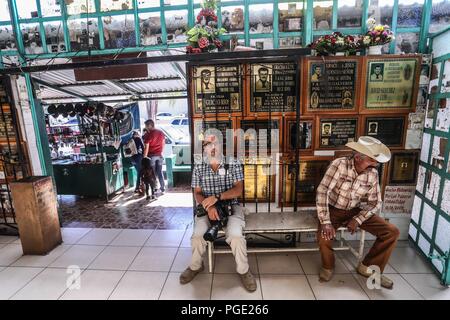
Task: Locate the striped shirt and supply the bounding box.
[316,157,381,225]
[191,157,244,205]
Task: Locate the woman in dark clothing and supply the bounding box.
[141,157,157,200]
[131,130,145,193]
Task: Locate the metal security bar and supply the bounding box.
[0,0,444,64]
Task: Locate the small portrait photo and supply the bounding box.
[287,96,295,109]
[254,65,272,92]
[230,93,240,110]
[321,138,329,146]
[311,63,323,82]
[196,99,203,112]
[310,91,319,109]
[196,67,215,94]
[370,63,384,82]
[254,97,263,109]
[321,123,332,136]
[341,90,353,108]
[368,122,378,135]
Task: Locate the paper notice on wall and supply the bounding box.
[382,186,416,216]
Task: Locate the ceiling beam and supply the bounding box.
[31,77,91,102]
[0,48,311,75]
[41,95,188,105]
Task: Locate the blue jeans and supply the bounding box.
[131,154,143,190]
[150,156,165,192]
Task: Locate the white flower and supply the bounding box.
[363,36,371,45]
[366,17,376,29]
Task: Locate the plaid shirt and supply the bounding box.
[191,157,244,205]
[316,157,381,225]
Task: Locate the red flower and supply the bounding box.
[214,39,222,47]
[198,37,210,49]
[186,45,193,53]
[191,48,202,53]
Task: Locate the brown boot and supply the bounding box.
[319,267,334,282]
[179,264,204,284]
[357,263,394,290]
[239,270,257,292]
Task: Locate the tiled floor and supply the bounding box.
[0,228,448,300]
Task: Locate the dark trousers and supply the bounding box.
[317,206,400,273]
[131,154,143,190]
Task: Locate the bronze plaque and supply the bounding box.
[193,65,242,114]
[319,118,358,148]
[389,151,419,185]
[240,119,279,154]
[364,117,405,147]
[250,63,297,112]
[307,59,358,111]
[243,157,275,201]
[282,160,330,205]
[365,58,418,109]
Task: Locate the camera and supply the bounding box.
[195,201,232,242]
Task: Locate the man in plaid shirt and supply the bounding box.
[179,135,257,292]
[317,136,399,289]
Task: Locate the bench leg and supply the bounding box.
[208,241,213,273]
[358,230,366,262]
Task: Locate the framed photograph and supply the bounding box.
[388,151,419,185]
[305,57,359,113]
[364,56,421,112]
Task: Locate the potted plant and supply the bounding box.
[185,0,227,53]
[361,17,394,55]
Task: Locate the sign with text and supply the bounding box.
[193,65,242,115]
[382,186,415,215]
[307,59,358,111]
[250,63,297,113]
[319,118,358,148]
[365,58,418,110]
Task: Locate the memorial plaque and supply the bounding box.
[364,116,405,147]
[193,119,233,153]
[286,119,313,151]
[365,58,418,109]
[389,151,419,185]
[243,157,275,201]
[382,186,416,216]
[193,65,242,114]
[307,59,358,111]
[0,106,15,139]
[319,118,358,148]
[282,159,330,206]
[250,63,297,113]
[240,119,279,154]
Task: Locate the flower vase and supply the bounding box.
[368,45,383,55]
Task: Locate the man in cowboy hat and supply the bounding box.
[316,136,399,289]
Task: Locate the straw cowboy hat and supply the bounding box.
[346,136,391,163]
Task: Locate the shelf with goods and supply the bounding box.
[45,103,125,200]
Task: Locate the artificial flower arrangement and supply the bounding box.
[308,18,394,56]
[308,32,360,56]
[360,17,395,47]
[185,0,227,53]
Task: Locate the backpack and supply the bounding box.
[124,138,138,158]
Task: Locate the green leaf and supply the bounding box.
[186,27,198,36]
[189,34,199,42]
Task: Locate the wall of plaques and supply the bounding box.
[188,54,423,213]
[409,30,450,285]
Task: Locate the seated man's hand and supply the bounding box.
[320,224,336,240]
[347,219,359,235]
[202,196,218,211]
[207,206,220,221]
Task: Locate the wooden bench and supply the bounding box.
[207,210,366,273]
